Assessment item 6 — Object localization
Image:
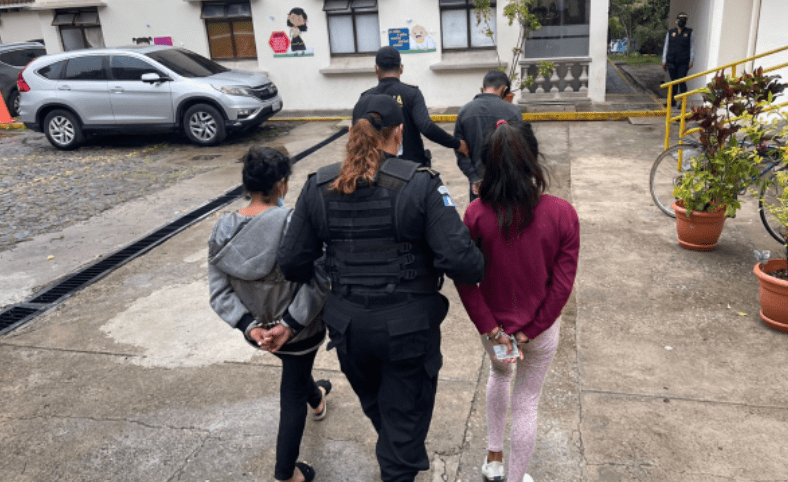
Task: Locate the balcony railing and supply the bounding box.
[518,56,591,102]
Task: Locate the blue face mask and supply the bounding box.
[278,198,285,207]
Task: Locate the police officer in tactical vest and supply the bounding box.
[359,46,470,167]
[278,94,484,482]
[662,12,695,107]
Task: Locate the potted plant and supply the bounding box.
[473,0,554,102]
[671,68,784,251]
[755,162,788,332]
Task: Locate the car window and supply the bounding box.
[111,56,163,81]
[0,47,46,67]
[144,48,229,78]
[63,55,108,81]
[37,60,67,80]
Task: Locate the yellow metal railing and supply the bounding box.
[661,44,788,152]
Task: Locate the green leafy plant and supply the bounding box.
[672,68,786,217]
[764,169,788,258]
[473,0,554,92]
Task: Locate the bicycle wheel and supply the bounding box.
[650,142,703,217]
[759,166,788,244]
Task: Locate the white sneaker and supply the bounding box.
[522,474,535,482]
[481,456,505,481]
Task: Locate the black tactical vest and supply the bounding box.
[315,157,439,296]
[666,28,692,65]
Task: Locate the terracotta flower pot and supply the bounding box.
[753,258,788,332]
[672,201,727,252]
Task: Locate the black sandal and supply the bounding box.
[295,461,315,482]
[313,379,332,421]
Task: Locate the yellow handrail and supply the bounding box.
[662,44,788,152]
[660,44,788,89]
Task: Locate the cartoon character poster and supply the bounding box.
[388,25,436,53]
[409,25,436,51]
[275,7,314,57]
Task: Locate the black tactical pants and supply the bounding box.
[668,62,690,99]
[323,293,449,482]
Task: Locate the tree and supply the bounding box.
[473,0,553,92]
[609,0,641,56]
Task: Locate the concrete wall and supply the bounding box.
[755,0,788,80]
[7,0,610,110]
[0,10,43,44]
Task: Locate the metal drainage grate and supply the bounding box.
[0,126,348,337]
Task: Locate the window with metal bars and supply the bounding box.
[324,0,381,56]
[52,8,105,51]
[439,0,496,51]
[201,1,257,60]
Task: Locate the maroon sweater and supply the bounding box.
[455,195,580,340]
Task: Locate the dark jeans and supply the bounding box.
[323,294,448,482]
[272,349,323,481]
[668,62,690,100]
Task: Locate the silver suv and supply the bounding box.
[18,46,283,149]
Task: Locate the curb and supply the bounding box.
[0,122,25,130]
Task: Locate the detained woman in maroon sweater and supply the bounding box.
[454,120,579,482]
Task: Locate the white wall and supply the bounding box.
[0,10,43,44]
[755,0,788,80]
[6,0,611,111]
[588,0,609,102]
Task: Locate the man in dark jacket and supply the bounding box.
[662,12,695,106]
[454,70,525,201]
[359,46,469,167]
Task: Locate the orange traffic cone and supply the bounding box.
[0,94,13,124]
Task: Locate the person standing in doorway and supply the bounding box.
[359,46,469,167]
[454,70,525,202]
[662,12,695,107]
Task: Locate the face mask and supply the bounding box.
[278,198,285,207]
[678,19,687,28]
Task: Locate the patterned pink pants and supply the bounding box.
[481,319,560,482]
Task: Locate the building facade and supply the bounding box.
[0,0,609,111]
[669,0,788,97]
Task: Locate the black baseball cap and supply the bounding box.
[352,94,404,130]
[375,46,401,70]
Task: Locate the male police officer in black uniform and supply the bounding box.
[662,12,695,106]
[360,46,470,167]
[278,94,484,482]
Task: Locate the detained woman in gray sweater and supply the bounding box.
[208,146,329,482]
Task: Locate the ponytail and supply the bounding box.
[332,115,397,194]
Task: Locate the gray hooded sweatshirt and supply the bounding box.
[208,206,329,355]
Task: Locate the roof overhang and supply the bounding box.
[30,0,106,10]
[0,0,34,10]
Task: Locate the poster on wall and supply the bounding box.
[154,37,173,46]
[389,26,436,53]
[272,7,314,57]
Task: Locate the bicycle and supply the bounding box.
[650,136,787,244]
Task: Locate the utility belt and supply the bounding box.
[330,275,443,308]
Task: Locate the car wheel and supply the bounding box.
[43,109,84,150]
[184,104,226,146]
[8,90,20,117]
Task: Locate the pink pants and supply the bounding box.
[481,319,560,481]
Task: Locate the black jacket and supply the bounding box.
[454,93,524,184]
[360,78,461,166]
[277,155,484,289]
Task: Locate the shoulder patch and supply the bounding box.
[417,166,440,177]
[437,185,450,195]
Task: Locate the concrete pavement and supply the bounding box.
[1,119,787,482]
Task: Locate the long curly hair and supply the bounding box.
[479,121,546,238]
[332,115,397,194]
